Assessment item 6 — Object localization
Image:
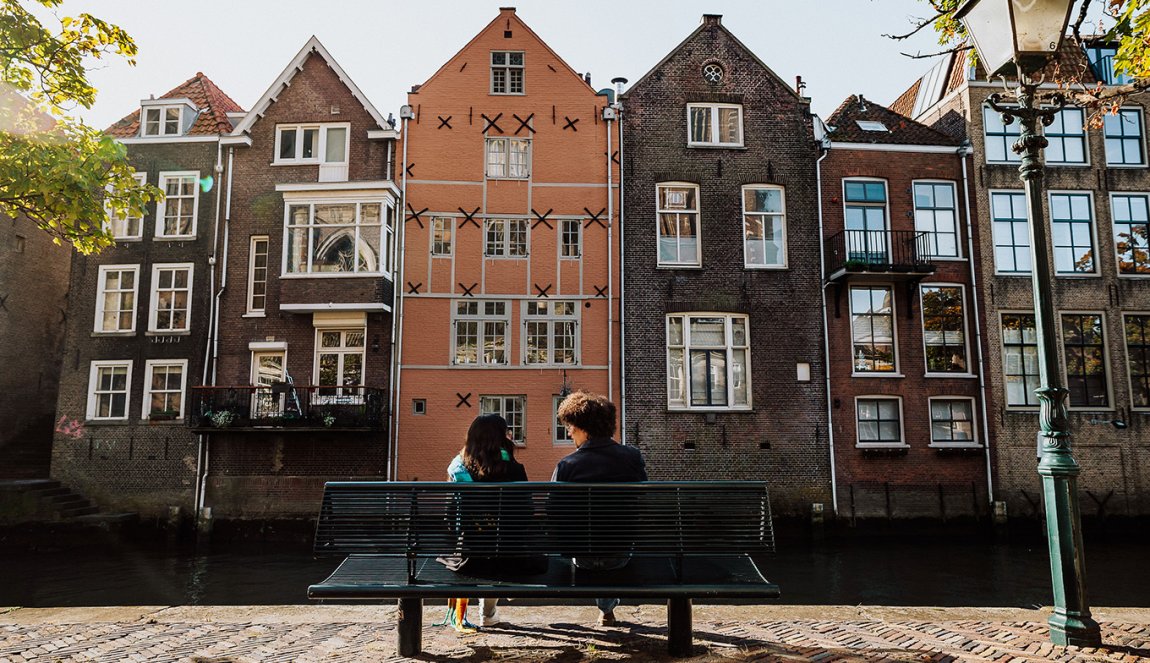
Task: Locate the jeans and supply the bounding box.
[573,556,629,614]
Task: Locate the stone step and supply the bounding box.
[60,505,100,518]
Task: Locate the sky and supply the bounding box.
[62,0,959,129]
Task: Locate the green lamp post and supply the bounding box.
[954,0,1101,647]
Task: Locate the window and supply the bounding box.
[316,328,365,401]
[149,263,193,333]
[1044,108,1087,164]
[1104,109,1145,166]
[107,172,146,239]
[991,191,1031,274]
[285,201,393,274]
[929,398,976,446]
[94,265,139,333]
[666,314,751,410]
[850,286,896,373]
[142,105,182,137]
[843,180,889,263]
[275,124,349,164]
[247,236,269,314]
[525,301,578,365]
[1062,313,1109,408]
[561,218,581,258]
[1087,46,1132,85]
[485,137,530,179]
[156,172,198,238]
[481,395,525,444]
[687,103,743,147]
[453,301,509,366]
[921,285,968,374]
[742,185,786,267]
[553,396,573,445]
[1049,192,1096,274]
[914,182,959,258]
[491,51,524,94]
[87,361,132,420]
[431,217,454,256]
[856,397,903,447]
[251,351,286,419]
[657,183,700,266]
[1112,193,1150,275]
[984,105,1021,163]
[143,360,187,419]
[1125,314,1150,408]
[412,399,427,415]
[483,218,527,258]
[1002,313,1039,406]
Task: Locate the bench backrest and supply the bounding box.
[313,481,774,558]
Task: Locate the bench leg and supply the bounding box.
[667,598,692,657]
[397,598,423,657]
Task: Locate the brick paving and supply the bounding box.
[0,605,1147,662]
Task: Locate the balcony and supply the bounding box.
[825,230,937,283]
[187,385,387,432]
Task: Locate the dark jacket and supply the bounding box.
[551,437,647,482]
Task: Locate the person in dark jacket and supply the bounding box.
[552,390,646,626]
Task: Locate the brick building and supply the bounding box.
[620,15,830,515]
[896,44,1150,517]
[392,8,620,481]
[51,73,241,517]
[820,95,991,520]
[201,38,400,518]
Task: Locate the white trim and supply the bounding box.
[86,360,133,421]
[155,171,201,239]
[552,395,575,446]
[1044,107,1091,167]
[911,179,961,259]
[280,302,391,313]
[1047,189,1100,277]
[312,327,368,396]
[665,312,753,411]
[829,142,962,154]
[1059,310,1114,411]
[926,396,981,448]
[988,188,1032,276]
[853,395,906,448]
[282,199,395,275]
[451,300,511,366]
[431,217,455,257]
[484,136,532,180]
[1121,311,1150,411]
[277,181,400,195]
[141,358,188,420]
[219,135,253,147]
[478,395,527,447]
[521,300,580,367]
[489,50,526,96]
[848,283,899,375]
[139,103,190,138]
[94,264,140,334]
[148,263,195,333]
[482,218,530,259]
[685,103,744,148]
[842,177,892,263]
[367,129,400,140]
[106,172,147,240]
[273,122,351,166]
[1102,106,1147,167]
[999,309,1041,410]
[656,182,702,267]
[247,236,270,315]
[118,135,219,145]
[1108,191,1150,278]
[919,283,971,377]
[741,184,788,269]
[249,341,288,351]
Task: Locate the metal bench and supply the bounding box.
[307,481,779,657]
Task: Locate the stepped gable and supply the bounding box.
[827,94,962,147]
[106,72,243,137]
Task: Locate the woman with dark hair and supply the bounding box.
[442,413,528,632]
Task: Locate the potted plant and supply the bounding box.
[211,409,238,428]
[843,259,866,272]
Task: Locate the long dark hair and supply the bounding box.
[461,414,515,480]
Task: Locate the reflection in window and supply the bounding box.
[914,182,959,258]
[743,186,786,267]
[1050,193,1096,274]
[921,285,967,373]
[286,201,393,274]
[850,286,895,373]
[1062,314,1109,408]
[657,183,700,266]
[1112,194,1150,275]
[666,313,750,409]
[856,398,902,445]
[1002,313,1039,406]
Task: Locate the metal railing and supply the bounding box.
[825,229,935,275]
[187,385,387,430]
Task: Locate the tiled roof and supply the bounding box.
[106,72,243,137]
[889,78,920,118]
[826,94,962,147]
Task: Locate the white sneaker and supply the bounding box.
[478,606,504,628]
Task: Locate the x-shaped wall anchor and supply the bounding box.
[594,285,608,298]
[534,283,552,298]
[458,207,481,229]
[0,293,8,311]
[514,113,535,134]
[407,282,422,295]
[456,393,472,408]
[584,207,607,229]
[482,113,504,134]
[406,204,428,229]
[531,208,554,230]
[562,116,579,131]
[459,282,478,297]
[437,115,452,129]
[405,162,415,178]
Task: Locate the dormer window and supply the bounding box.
[142,105,183,137]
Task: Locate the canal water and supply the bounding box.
[2,525,1147,608]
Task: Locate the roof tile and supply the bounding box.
[827,94,962,147]
[106,72,243,138]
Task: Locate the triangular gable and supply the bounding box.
[413,8,596,96]
[231,36,388,136]
[106,72,243,137]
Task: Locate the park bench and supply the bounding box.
[307,480,779,657]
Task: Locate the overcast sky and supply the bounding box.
[65,1,961,129]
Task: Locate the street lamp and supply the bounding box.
[955,0,1102,648]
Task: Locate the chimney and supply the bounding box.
[702,14,722,26]
[795,76,806,95]
[584,72,592,85]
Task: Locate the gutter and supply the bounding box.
[388,108,414,481]
[815,139,837,516]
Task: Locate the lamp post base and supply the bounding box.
[1049,609,1102,647]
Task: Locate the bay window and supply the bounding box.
[285,201,393,275]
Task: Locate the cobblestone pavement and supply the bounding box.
[1,605,1148,662]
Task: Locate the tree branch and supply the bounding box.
[900,44,972,60]
[883,11,947,41]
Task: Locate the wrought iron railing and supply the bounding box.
[825,229,935,276]
[187,385,387,430]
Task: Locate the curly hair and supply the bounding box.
[556,390,616,438]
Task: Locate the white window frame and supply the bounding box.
[1122,312,1150,411]
[1048,190,1099,276]
[1060,311,1113,410]
[1109,192,1150,277]
[94,264,139,334]
[842,178,891,263]
[927,397,979,448]
[1043,108,1089,166]
[1104,107,1146,167]
[483,218,529,258]
[490,51,525,95]
[106,172,147,240]
[742,184,787,269]
[560,218,582,259]
[86,360,133,421]
[251,349,288,418]
[247,236,269,315]
[666,313,752,411]
[155,171,200,239]
[480,395,526,445]
[148,262,194,333]
[983,105,1021,164]
[912,180,961,259]
[452,300,510,366]
[431,217,454,257]
[686,103,744,147]
[485,137,531,179]
[523,300,579,366]
[553,395,574,446]
[283,200,394,276]
[1001,311,1040,408]
[142,359,188,420]
[920,284,971,376]
[854,396,906,449]
[313,327,367,403]
[273,123,351,165]
[849,285,899,376]
[656,182,701,267]
[989,189,1032,275]
[141,104,183,137]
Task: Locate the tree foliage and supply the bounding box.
[0,0,160,254]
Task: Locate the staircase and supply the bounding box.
[0,479,137,525]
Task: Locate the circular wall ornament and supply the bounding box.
[702,63,724,84]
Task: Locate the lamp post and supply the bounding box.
[956,0,1102,647]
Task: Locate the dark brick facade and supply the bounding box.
[621,16,830,515]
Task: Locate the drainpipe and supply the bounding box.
[389,108,414,481]
[815,133,837,515]
[612,77,627,443]
[960,143,995,504]
[604,104,616,403]
[195,140,225,516]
